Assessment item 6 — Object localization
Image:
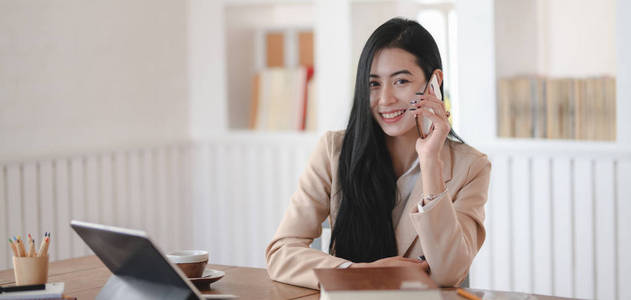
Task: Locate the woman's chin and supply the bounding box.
[380,125,415,137]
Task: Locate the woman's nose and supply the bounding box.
[379,86,397,106]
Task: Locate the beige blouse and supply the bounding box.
[265,131,492,289]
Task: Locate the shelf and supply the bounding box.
[224,0,313,6]
[477,137,629,158]
[208,129,320,144]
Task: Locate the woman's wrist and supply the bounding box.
[421,181,446,198]
[419,153,441,166]
[420,157,445,195]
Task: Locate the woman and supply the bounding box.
[265,17,491,289]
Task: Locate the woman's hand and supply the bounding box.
[409,86,451,163]
[409,85,450,196]
[349,256,430,274]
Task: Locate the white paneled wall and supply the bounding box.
[470,142,631,300]
[2,135,630,299]
[1,146,194,268]
[189,133,317,268]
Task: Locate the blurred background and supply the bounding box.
[1,0,629,299]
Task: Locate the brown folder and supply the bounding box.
[314,266,438,290]
[314,267,441,300]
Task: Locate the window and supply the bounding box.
[417,5,459,130]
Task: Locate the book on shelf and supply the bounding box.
[573,78,584,140]
[250,66,315,131]
[497,77,513,137]
[305,73,317,131]
[546,78,573,139]
[497,76,616,141]
[605,77,616,140]
[314,267,442,300]
[249,73,260,130]
[532,77,546,139]
[512,77,533,138]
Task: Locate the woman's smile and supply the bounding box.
[380,109,407,123]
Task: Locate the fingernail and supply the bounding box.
[415,92,424,95]
[409,108,416,111]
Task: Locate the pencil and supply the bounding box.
[41,237,50,257]
[37,234,47,257]
[457,288,481,300]
[8,239,18,257]
[27,234,36,257]
[16,236,26,257]
[30,238,36,257]
[12,236,18,255]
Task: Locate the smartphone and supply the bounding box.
[415,73,442,138]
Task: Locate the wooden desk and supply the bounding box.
[0,256,574,300]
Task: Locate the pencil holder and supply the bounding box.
[12,255,48,285]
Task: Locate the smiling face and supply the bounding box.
[369,48,427,138]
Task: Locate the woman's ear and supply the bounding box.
[433,69,444,86]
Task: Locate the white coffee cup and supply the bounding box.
[166,250,209,278]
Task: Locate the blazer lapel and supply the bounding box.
[395,141,454,256]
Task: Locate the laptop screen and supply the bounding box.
[70,221,198,300]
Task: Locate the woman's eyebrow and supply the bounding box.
[369,70,412,78]
[389,70,412,77]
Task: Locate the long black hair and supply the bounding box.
[329,17,463,262]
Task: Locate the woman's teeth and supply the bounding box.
[382,110,405,118]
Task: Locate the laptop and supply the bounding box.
[70,220,235,300]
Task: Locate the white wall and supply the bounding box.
[494,0,540,78]
[315,0,353,133]
[617,0,631,146]
[544,0,616,77]
[188,0,228,138]
[350,2,398,81]
[0,0,191,161]
[454,0,496,145]
[495,0,616,78]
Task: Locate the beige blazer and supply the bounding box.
[265,131,491,289]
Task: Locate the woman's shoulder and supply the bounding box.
[319,130,346,154]
[447,140,491,168]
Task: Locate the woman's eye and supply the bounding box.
[395,79,410,85]
[369,81,380,88]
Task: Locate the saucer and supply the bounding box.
[190,269,225,287]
